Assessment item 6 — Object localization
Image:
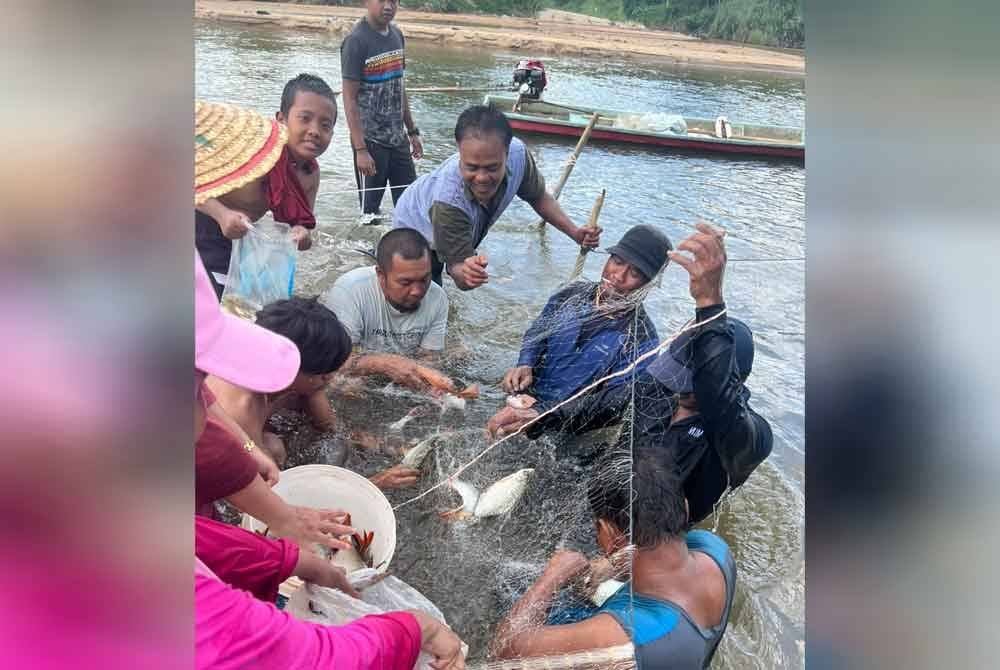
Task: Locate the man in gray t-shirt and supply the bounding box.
[321,229,453,392]
[341,0,423,216]
[325,265,447,356]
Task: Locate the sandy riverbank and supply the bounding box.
[195,0,805,75]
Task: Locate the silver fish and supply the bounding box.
[388,406,423,433]
[439,393,466,413]
[445,468,535,519]
[400,433,446,468]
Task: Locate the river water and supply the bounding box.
[197,19,804,669]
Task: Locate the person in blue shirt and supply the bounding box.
[488,224,671,436]
[490,447,736,668]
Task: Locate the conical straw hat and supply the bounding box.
[195,100,287,206]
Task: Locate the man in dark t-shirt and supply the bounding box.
[341,0,423,215]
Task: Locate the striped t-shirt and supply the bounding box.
[341,19,408,148]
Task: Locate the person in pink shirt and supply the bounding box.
[196,515,361,603]
[195,252,466,670]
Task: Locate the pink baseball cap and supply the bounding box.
[195,253,300,392]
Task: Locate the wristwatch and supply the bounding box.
[407,127,420,137]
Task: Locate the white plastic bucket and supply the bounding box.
[242,465,396,576]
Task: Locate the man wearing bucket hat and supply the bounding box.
[488,224,670,436]
[491,222,773,524]
[196,254,466,670]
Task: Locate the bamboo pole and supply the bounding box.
[536,112,601,229]
[570,188,606,281]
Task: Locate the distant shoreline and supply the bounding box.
[195,1,805,76]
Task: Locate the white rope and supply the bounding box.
[392,309,727,511]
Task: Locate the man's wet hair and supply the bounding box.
[256,296,351,375]
[588,447,688,547]
[454,105,513,149]
[376,228,431,272]
[280,73,338,116]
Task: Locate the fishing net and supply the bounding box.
[263,223,802,669]
[266,260,689,667]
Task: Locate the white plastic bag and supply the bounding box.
[220,218,296,319]
[612,112,687,135]
[287,569,466,669]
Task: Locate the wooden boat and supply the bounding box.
[484,94,804,160]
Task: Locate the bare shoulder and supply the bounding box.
[693,551,729,627]
[207,376,267,425]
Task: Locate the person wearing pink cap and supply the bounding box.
[195,254,466,670]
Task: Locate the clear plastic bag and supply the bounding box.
[220,218,296,319]
[287,569,465,669]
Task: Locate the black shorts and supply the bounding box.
[352,141,417,214]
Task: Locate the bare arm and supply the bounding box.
[491,551,626,659]
[206,378,268,449]
[305,388,337,433]
[341,351,452,393]
[303,169,320,211]
[531,192,601,248]
[402,86,416,136]
[226,475,355,552]
[207,399,280,486]
[341,79,368,154]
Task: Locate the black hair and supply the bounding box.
[376,228,430,272]
[255,296,351,375]
[587,447,688,548]
[280,73,338,116]
[454,105,513,148]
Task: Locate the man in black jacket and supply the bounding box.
[487,222,772,524]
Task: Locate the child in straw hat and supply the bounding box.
[195,78,337,298]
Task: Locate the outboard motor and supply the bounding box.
[511,59,547,99]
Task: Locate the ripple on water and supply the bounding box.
[197,20,804,668]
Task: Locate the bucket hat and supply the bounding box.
[605,225,672,282]
[195,100,287,206]
[195,252,300,392]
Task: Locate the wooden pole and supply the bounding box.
[537,112,601,229]
[570,188,606,281]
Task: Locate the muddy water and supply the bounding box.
[197,19,804,668]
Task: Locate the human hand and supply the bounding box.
[218,207,253,240]
[296,553,361,599]
[410,135,424,160]
[269,506,357,552]
[588,545,635,585]
[291,225,312,251]
[487,406,539,439]
[370,465,422,490]
[668,222,726,308]
[501,365,533,393]
[448,255,489,290]
[572,225,602,249]
[409,610,466,670]
[356,149,377,176]
[250,447,280,487]
[543,549,590,585]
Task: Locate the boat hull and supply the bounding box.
[508,117,804,159]
[486,95,804,160]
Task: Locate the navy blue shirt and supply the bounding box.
[516,282,658,407]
